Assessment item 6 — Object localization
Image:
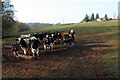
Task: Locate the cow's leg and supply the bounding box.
[13,51,19,56]
[50,43,53,49]
[71,37,75,45]
[36,48,39,57]
[64,42,67,47]
[21,47,27,55]
[43,44,47,51]
[31,48,35,57]
[52,43,54,49]
[72,42,74,45]
[23,49,27,55]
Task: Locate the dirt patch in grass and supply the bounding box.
[2,39,118,78]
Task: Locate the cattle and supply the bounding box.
[16,37,40,57]
[48,32,55,44]
[43,34,54,51]
[30,37,40,57]
[61,31,69,44]
[54,31,62,44]
[62,34,72,46]
[16,37,30,55]
[69,30,75,34]
[69,30,75,45]
[61,30,75,46]
[11,42,21,56]
[33,32,44,43]
[12,30,76,57]
[33,32,55,51]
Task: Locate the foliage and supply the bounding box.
[82,13,110,22]
[3,20,118,43]
[27,23,52,30]
[96,13,99,19]
[83,14,90,22]
[1,0,30,38]
[90,13,95,21]
[105,14,108,21]
[1,0,16,37]
[15,22,30,32]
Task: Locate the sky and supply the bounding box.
[11,0,119,24]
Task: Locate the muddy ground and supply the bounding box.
[2,39,117,78]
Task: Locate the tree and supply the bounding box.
[83,14,90,22]
[1,0,30,38]
[90,13,95,21]
[18,23,30,32]
[1,0,16,37]
[105,14,108,21]
[96,13,99,19]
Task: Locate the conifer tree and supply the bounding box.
[90,13,95,21]
[96,13,99,19]
[105,14,108,21]
[83,14,90,22]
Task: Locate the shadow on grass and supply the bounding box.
[84,45,113,48]
[39,40,113,59]
[2,39,113,63]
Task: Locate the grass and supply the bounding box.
[2,20,118,43]
[102,48,118,77]
[2,20,119,77]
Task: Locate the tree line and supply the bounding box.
[27,23,52,30]
[83,13,108,22]
[1,0,30,38]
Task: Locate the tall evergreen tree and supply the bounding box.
[83,14,90,22]
[105,14,108,21]
[90,13,95,21]
[96,13,99,19]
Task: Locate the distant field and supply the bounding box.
[2,20,119,43]
[2,20,119,78]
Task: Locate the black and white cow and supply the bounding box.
[16,37,30,55]
[16,37,40,57]
[33,32,44,43]
[69,30,75,45]
[62,34,71,46]
[43,34,54,51]
[49,32,55,44]
[54,31,62,44]
[30,37,40,57]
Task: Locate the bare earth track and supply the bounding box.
[2,39,116,78]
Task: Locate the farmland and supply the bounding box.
[2,20,119,78]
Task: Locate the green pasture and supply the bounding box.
[2,20,118,43]
[2,20,119,76]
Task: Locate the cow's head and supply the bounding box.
[51,34,54,37]
[69,34,72,37]
[46,35,49,38]
[16,37,21,43]
[70,30,74,33]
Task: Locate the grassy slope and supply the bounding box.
[3,20,118,43]
[2,20,119,76]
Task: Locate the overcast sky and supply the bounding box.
[11,0,119,24]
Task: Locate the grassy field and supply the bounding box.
[2,20,118,42]
[2,20,119,78]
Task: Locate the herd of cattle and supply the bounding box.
[11,30,75,57]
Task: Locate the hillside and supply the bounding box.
[2,20,119,78]
[26,23,52,30]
